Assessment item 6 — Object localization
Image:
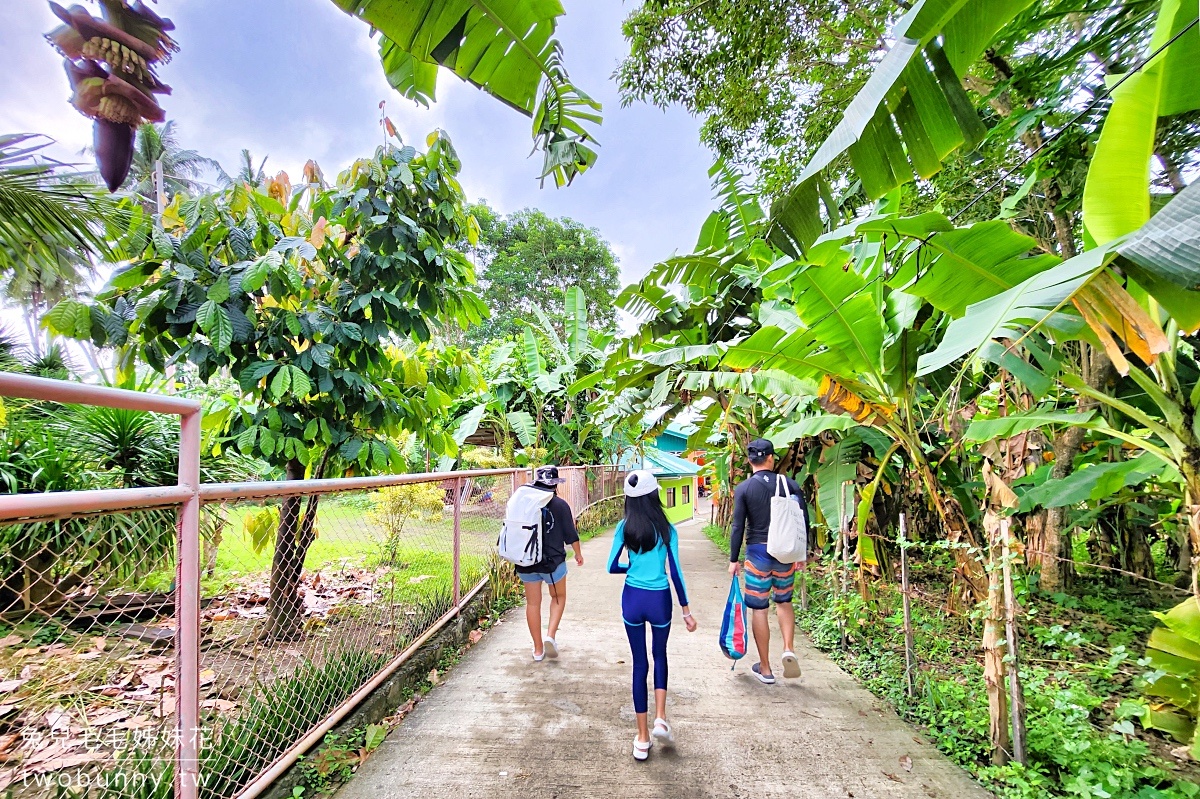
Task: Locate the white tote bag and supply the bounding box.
[767,474,807,564]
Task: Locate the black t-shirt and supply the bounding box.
[514,486,579,575]
[729,470,808,562]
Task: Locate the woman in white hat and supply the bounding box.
[607,469,697,761]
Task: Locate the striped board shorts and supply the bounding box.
[743,543,797,610]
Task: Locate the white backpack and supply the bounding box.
[497,485,555,566]
[767,474,808,564]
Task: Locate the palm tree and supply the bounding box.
[228,149,268,188]
[0,134,108,276]
[124,121,223,207]
[0,135,107,354]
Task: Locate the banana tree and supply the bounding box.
[332,0,601,187]
[448,286,612,464]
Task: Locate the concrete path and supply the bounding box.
[338,519,991,799]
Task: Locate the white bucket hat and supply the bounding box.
[624,469,660,498]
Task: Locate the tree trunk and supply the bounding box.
[1030,346,1115,591]
[261,459,322,642]
[983,511,1011,765]
[1157,149,1187,194]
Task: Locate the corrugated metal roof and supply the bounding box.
[617,446,701,476]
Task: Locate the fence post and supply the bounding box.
[452,476,463,607]
[900,513,916,698]
[1002,517,1027,764]
[838,481,851,650]
[176,408,202,799]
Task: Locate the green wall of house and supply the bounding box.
[659,476,695,524]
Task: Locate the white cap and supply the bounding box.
[624,469,660,498]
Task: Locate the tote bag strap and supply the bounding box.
[775,473,791,499]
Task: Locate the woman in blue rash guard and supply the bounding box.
[608,469,697,761]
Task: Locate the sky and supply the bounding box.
[1,0,717,287]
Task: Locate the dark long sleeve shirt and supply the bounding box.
[729,470,807,562]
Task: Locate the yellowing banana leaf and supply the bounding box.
[1071,271,1169,374]
[917,243,1119,375]
[817,375,894,426]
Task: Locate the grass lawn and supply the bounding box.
[137,495,504,597]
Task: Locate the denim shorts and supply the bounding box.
[518,561,568,585]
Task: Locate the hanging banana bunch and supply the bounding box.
[45,1,177,191]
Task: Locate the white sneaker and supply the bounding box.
[543,637,558,659]
[781,650,801,679]
[652,718,675,747]
[532,648,545,662]
[632,736,651,761]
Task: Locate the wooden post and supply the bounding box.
[982,511,1011,765]
[900,513,916,698]
[839,481,851,649]
[1002,518,1027,765]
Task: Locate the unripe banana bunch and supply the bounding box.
[81,36,150,82]
[97,94,139,125]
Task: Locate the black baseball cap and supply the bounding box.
[747,438,775,462]
[533,465,566,485]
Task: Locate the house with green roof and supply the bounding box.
[618,446,701,524]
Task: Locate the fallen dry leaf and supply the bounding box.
[883,772,903,783]
[0,635,23,648]
[76,652,104,661]
[45,708,72,734]
[86,709,130,726]
[91,637,107,652]
[210,612,236,622]
[0,734,18,755]
[0,704,18,718]
[200,699,236,712]
[468,629,484,645]
[200,669,216,686]
[24,751,105,776]
[899,755,913,772]
[0,680,24,694]
[18,666,37,680]
[427,669,440,686]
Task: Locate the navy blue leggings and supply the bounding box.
[622,585,672,714]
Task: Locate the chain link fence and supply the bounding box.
[0,376,635,798]
[0,471,519,798]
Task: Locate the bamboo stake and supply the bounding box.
[1002,518,1028,765]
[839,481,851,650]
[900,513,916,698]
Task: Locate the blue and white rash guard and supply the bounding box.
[607,520,690,607]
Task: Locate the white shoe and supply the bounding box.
[532,648,545,662]
[632,736,651,761]
[543,637,558,659]
[781,650,801,679]
[652,718,675,747]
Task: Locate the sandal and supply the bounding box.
[652,718,675,747]
[532,649,545,662]
[632,736,651,761]
[752,662,776,684]
[543,637,559,659]
[781,650,801,679]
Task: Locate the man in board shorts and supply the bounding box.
[728,438,808,684]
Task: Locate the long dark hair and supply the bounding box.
[623,488,672,554]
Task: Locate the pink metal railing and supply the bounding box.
[0,373,532,799]
[0,372,204,799]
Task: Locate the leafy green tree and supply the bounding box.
[465,202,620,344]
[51,130,487,640]
[617,0,887,198]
